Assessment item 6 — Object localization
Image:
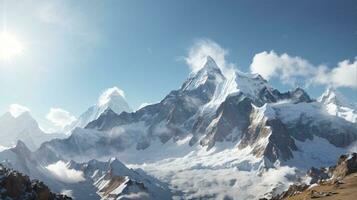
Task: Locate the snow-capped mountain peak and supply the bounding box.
[64,87,132,134]
[318,87,357,123]
[318,87,350,107]
[97,87,131,111]
[98,91,131,115]
[182,56,225,91]
[203,55,221,71]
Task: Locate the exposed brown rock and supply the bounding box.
[0,164,71,200]
[332,153,357,180]
[268,153,357,200]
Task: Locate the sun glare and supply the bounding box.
[0,32,24,61]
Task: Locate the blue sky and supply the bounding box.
[0,0,356,131]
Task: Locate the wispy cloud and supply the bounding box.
[46,107,76,128]
[35,0,99,42]
[36,1,73,28]
[98,86,126,106]
[185,39,236,77]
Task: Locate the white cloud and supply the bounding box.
[313,58,357,88]
[46,161,85,183]
[185,39,236,77]
[98,86,126,106]
[46,108,77,128]
[250,51,315,85]
[9,104,30,118]
[250,51,357,89]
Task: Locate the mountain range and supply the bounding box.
[0,56,356,199]
[0,111,65,151]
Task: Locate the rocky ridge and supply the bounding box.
[0,164,71,200]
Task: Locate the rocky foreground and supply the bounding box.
[0,164,72,200]
[264,153,357,200]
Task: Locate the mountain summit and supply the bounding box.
[318,87,357,123]
[182,56,225,91]
[64,87,131,134]
[97,86,131,113]
[318,87,351,107]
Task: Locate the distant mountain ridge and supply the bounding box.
[0,111,65,151]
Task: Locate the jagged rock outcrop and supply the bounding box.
[238,104,298,162]
[332,153,357,179]
[268,153,357,200]
[306,167,330,184]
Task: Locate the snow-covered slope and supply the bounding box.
[318,87,357,123]
[0,111,65,151]
[64,87,132,134]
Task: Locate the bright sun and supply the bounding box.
[0,32,24,61]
